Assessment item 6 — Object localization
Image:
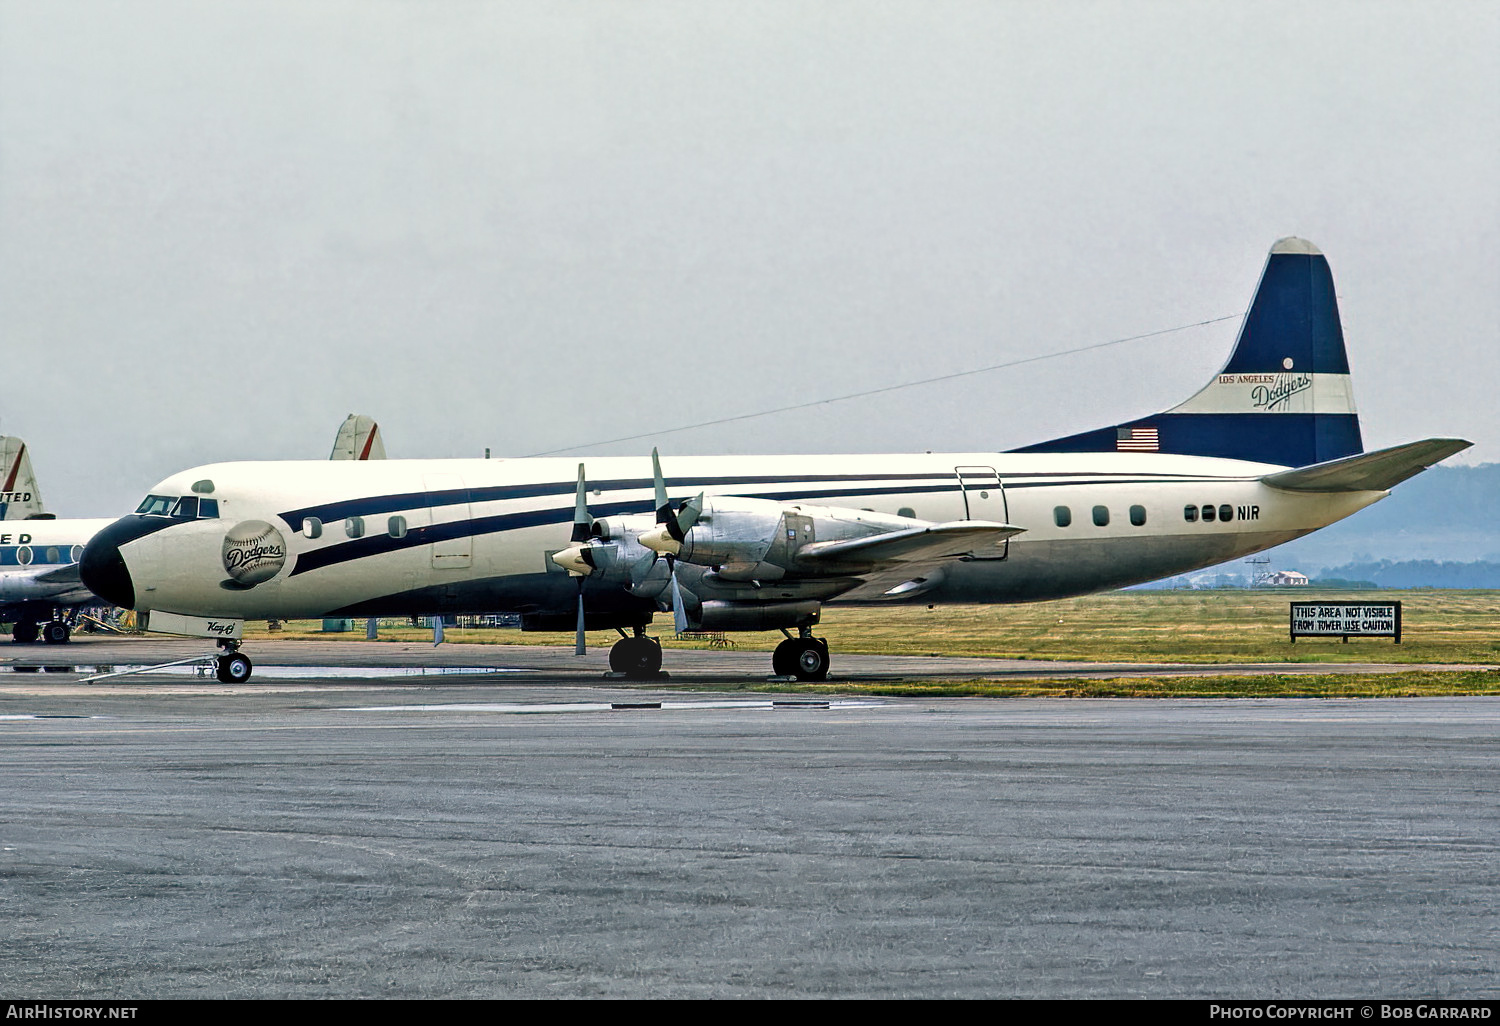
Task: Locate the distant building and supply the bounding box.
[1265,571,1310,586]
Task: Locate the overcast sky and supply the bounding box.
[2,0,1495,516]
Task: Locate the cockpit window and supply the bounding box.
[137,494,221,519]
[136,495,177,516]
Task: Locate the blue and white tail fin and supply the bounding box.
[0,436,46,520]
[1014,237,1363,468]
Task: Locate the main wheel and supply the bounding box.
[792,639,829,682]
[772,638,800,677]
[216,652,253,684]
[42,621,71,644]
[11,621,38,644]
[609,637,662,680]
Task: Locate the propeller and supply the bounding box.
[546,464,595,656]
[637,448,703,633]
[638,448,703,556]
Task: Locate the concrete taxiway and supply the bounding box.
[0,636,1495,998]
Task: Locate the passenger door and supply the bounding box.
[954,466,1009,560]
[422,473,472,570]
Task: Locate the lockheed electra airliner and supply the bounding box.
[80,239,1469,683]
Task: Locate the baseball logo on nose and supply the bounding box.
[222,520,286,586]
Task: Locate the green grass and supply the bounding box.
[250,589,1500,666]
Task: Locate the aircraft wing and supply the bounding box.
[1262,438,1471,493]
[797,522,1022,570]
[32,564,83,586]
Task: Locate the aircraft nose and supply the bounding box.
[80,519,139,609]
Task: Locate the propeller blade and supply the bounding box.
[651,447,685,542]
[677,492,704,535]
[571,463,593,543]
[574,577,587,656]
[551,462,600,576]
[669,564,688,635]
[642,451,701,556]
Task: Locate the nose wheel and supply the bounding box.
[772,635,829,681]
[215,641,253,684]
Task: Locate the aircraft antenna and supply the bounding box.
[526,311,1243,457]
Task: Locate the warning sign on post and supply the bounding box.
[1289,601,1402,643]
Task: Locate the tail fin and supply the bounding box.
[329,414,386,460]
[0,436,45,519]
[1013,237,1363,467]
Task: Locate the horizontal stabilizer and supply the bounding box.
[798,522,1023,567]
[1261,438,1471,493]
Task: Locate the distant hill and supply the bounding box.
[1130,462,1497,589]
[1315,560,1500,589]
[1263,462,1500,573]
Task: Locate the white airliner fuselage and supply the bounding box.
[94,451,1382,623]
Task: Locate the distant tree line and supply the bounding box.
[1315,560,1500,589]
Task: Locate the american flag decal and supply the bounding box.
[1116,426,1159,452]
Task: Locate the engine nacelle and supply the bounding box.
[548,512,675,600]
[669,497,924,578]
[695,599,821,632]
[0,568,92,606]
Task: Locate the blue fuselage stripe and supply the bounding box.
[283,473,1230,578]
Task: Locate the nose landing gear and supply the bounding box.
[215,640,253,684]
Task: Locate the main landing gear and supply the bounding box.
[10,619,72,644]
[609,628,663,680]
[607,627,831,682]
[215,639,253,684]
[772,628,830,682]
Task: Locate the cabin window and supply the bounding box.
[16,545,31,565]
[898,507,916,519]
[388,516,407,539]
[198,499,219,519]
[135,495,176,516]
[1201,504,1216,522]
[1218,504,1233,523]
[1053,506,1072,528]
[345,516,365,539]
[170,496,199,519]
[1092,505,1109,527]
[71,545,84,562]
[46,547,59,563]
[302,517,322,540]
[1184,505,1198,523]
[1130,505,1147,527]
